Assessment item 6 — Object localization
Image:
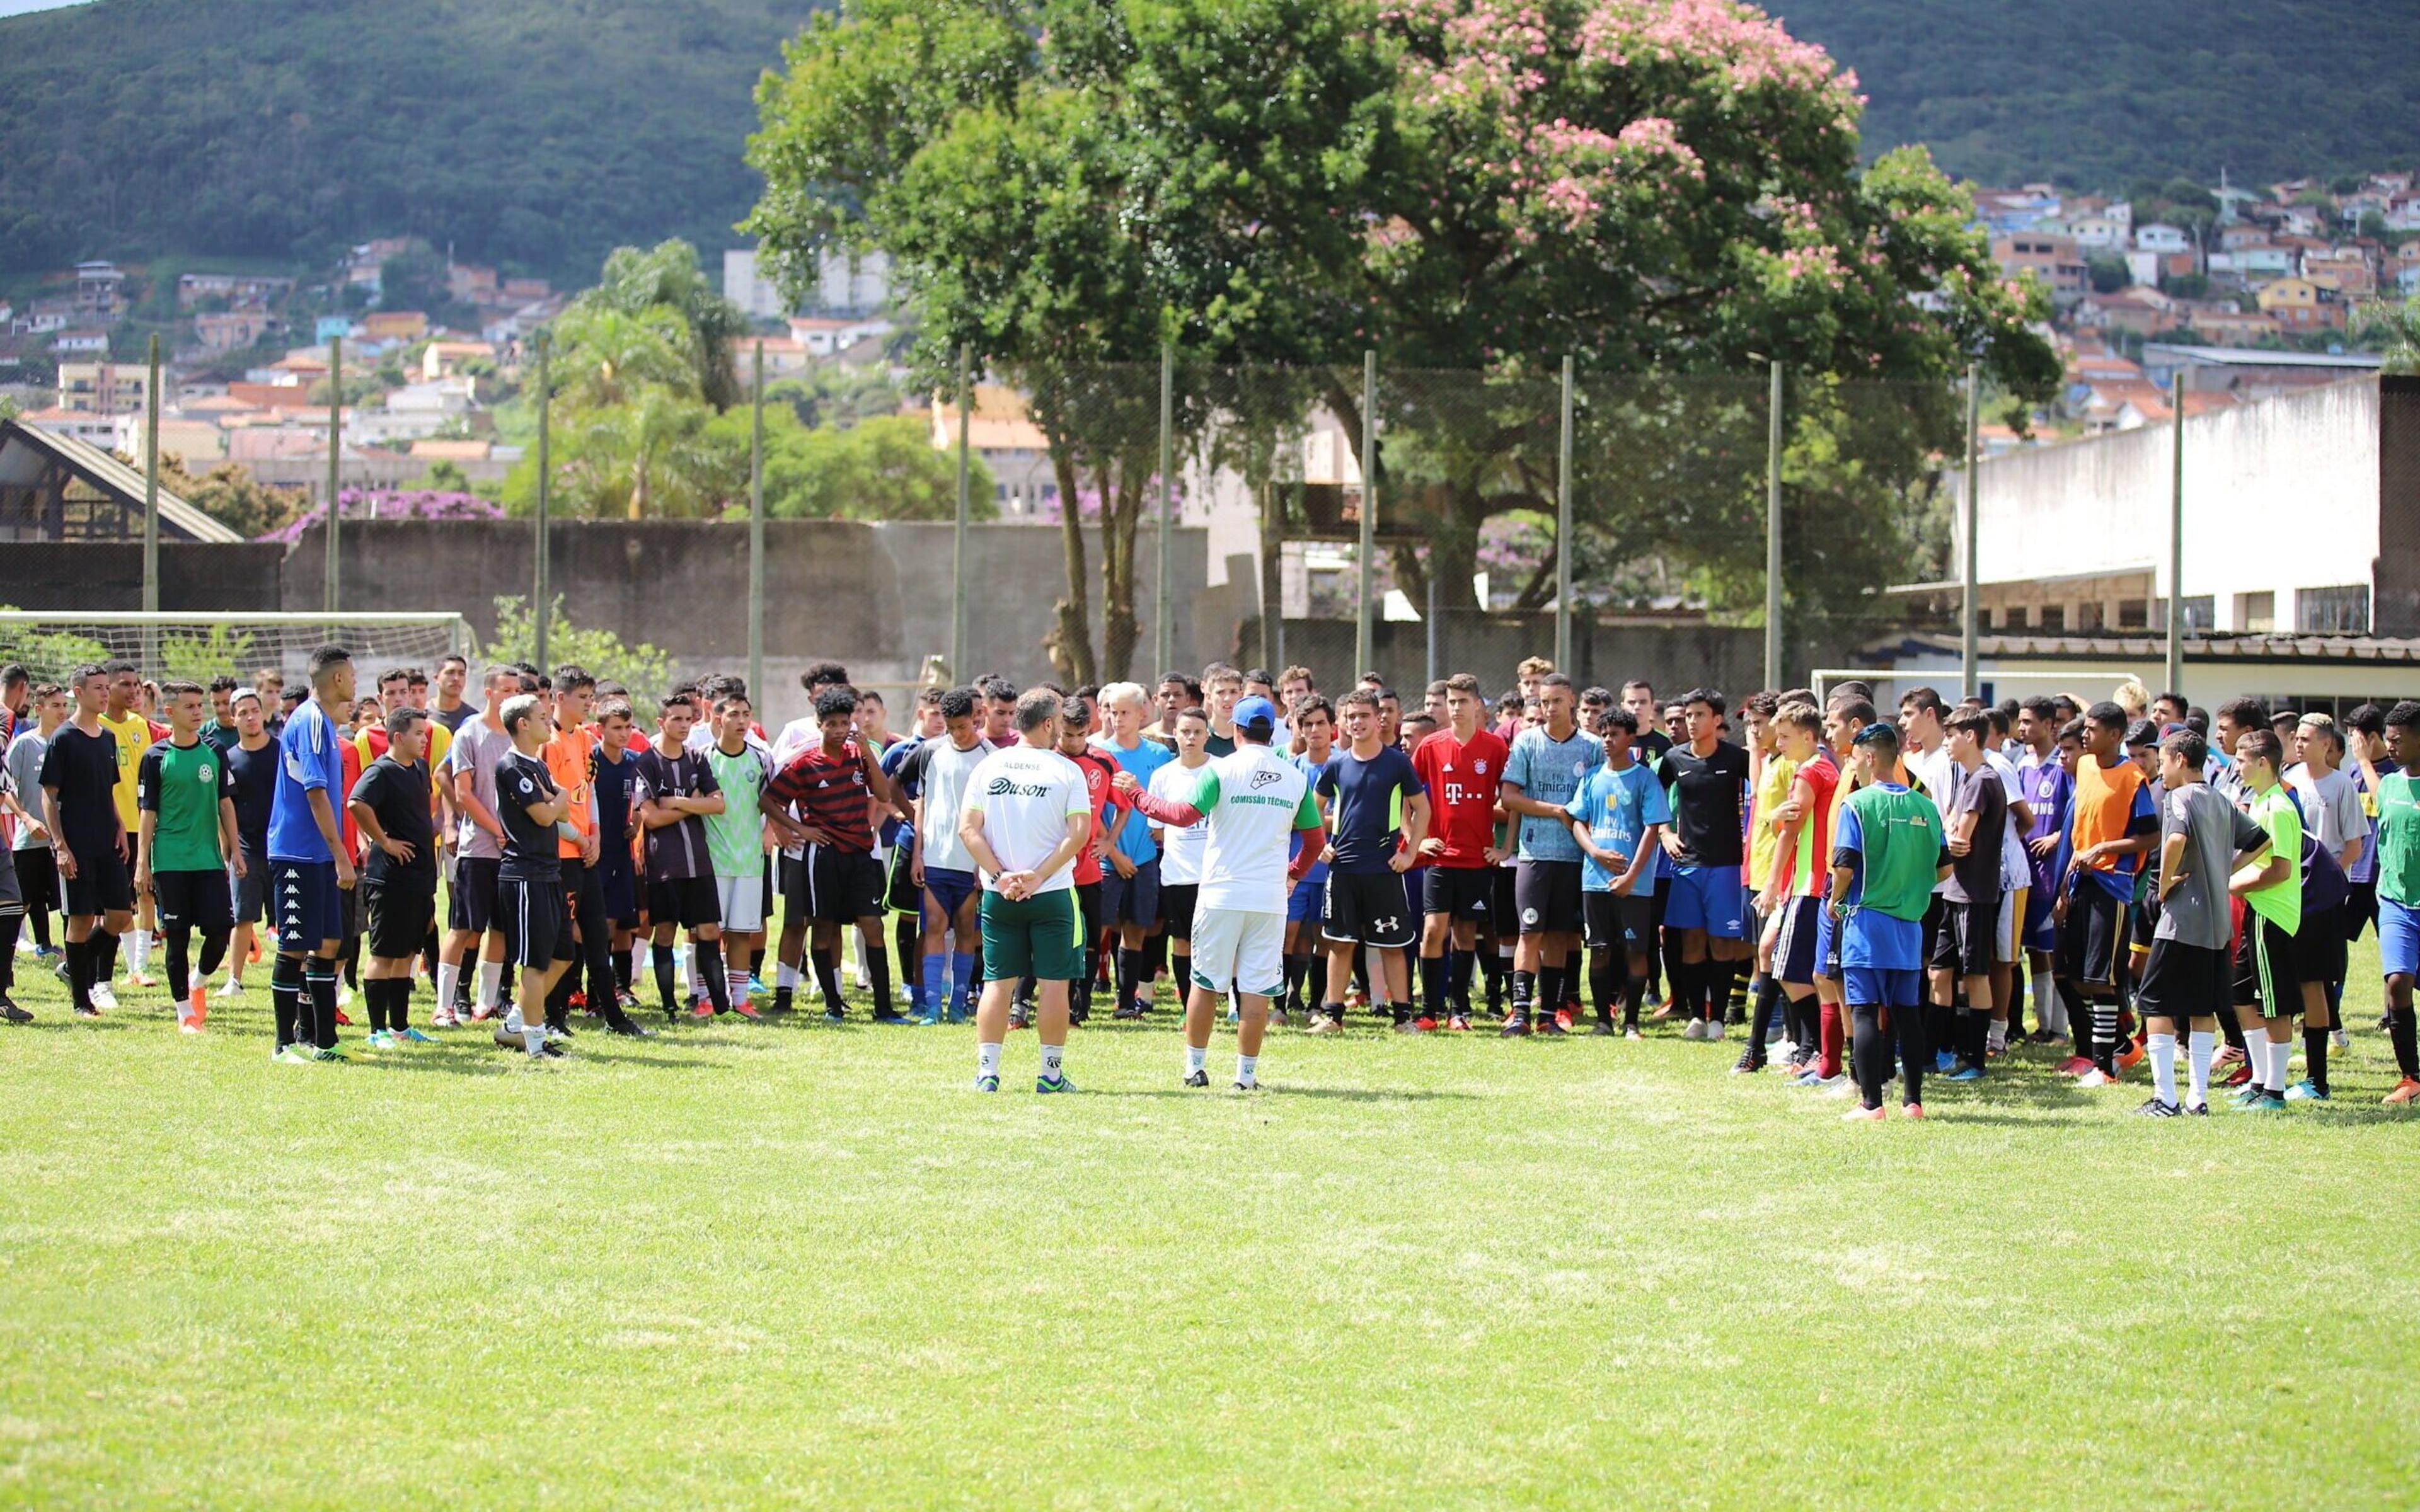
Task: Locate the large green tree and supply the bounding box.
[747,0,2058,679]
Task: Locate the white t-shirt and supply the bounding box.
[1175,744,1321,915]
[911,735,996,875]
[1151,759,1211,886]
[1983,749,2032,893]
[1907,742,1958,893]
[963,742,1089,895]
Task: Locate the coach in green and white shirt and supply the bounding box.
[1119,696,1325,1091]
[959,689,1094,1096]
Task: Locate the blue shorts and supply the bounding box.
[925,866,979,922]
[1814,903,1840,979]
[1663,863,1745,937]
[1288,865,1327,923]
[1845,965,1923,1007]
[2021,874,2057,953]
[2380,897,2420,979]
[1100,857,1161,929]
[269,858,343,952]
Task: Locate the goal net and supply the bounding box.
[0,612,470,688]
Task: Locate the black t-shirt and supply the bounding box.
[349,754,437,889]
[37,723,122,859]
[495,750,562,881]
[1637,729,1674,764]
[1944,761,2009,905]
[431,701,477,735]
[225,740,278,852]
[592,746,638,871]
[1661,739,1749,868]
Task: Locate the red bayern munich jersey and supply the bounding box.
[1412,726,1508,869]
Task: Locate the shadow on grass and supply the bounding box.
[1097,1085,1480,1102]
[11,1016,134,1033]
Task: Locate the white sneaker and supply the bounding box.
[1681,1019,1705,1040]
[89,982,120,1011]
[335,982,354,1009]
[2332,1028,2350,1051]
[1706,1019,1726,1041]
[216,978,244,999]
[1776,1038,1800,1060]
[2077,1067,2116,1087]
[1818,1074,1854,1097]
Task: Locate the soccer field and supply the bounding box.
[6,946,2418,1509]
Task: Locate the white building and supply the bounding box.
[725,247,894,319]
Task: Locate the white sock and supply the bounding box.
[1186,1043,1207,1075]
[2188,1029,2215,1106]
[977,1041,1003,1078]
[1235,1052,1258,1088]
[127,929,151,971]
[522,1024,546,1056]
[1986,1018,2008,1053]
[729,970,749,1000]
[475,959,502,1011]
[435,962,458,1010]
[504,1005,524,1034]
[1039,1043,1064,1082]
[2148,1031,2177,1105]
[778,961,802,990]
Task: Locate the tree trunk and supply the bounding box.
[1044,444,1095,686]
[1100,458,1143,682]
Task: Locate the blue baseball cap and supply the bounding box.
[1234,695,1280,734]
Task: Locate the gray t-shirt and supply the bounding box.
[7,728,50,851]
[447,716,516,860]
[2287,764,2363,868]
[2156,781,2267,948]
[1504,726,1602,863]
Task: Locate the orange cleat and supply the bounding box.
[2384,1077,2420,1106]
[186,985,208,1030]
[1841,1105,1886,1122]
[1901,1102,1925,1120]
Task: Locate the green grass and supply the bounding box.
[5,936,2419,1509]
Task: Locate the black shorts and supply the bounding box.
[2135,937,2231,1024]
[1582,890,1655,954]
[449,856,501,932]
[62,842,133,917]
[1492,868,1518,933]
[2233,913,2303,1017]
[340,881,359,944]
[1772,894,1823,983]
[2296,904,2348,985]
[647,874,720,932]
[363,881,436,959]
[2344,878,2378,941]
[2056,884,2129,988]
[1513,859,1584,936]
[13,846,57,914]
[884,845,921,915]
[1918,892,1951,968]
[1930,895,1999,978]
[1423,866,1495,923]
[233,845,267,924]
[497,873,575,968]
[597,857,638,928]
[1161,882,1198,942]
[786,844,883,924]
[1322,869,1418,948]
[151,867,234,933]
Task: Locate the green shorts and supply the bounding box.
[979,888,1084,982]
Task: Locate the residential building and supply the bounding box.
[2185,307,2282,347]
[419,340,495,381]
[73,261,127,322]
[50,329,110,357]
[2134,223,2192,255]
[16,405,122,448]
[360,310,429,343]
[55,360,150,415]
[928,384,1058,516]
[176,272,294,309]
[2068,211,2130,249]
[447,263,499,304]
[2303,248,2376,299]
[2255,277,2342,331]
[727,247,894,320]
[500,277,551,302]
[2073,285,2176,336]
[193,310,280,353]
[112,410,228,463]
[2142,343,2382,403]
[1991,232,2087,306]
[787,314,894,357]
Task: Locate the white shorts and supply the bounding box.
[1995,886,2025,965]
[1186,908,1287,1000]
[715,874,766,934]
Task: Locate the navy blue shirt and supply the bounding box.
[224,739,279,856]
[1315,745,1422,874]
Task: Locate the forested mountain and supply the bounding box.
[2,0,2413,282]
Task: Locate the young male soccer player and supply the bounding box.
[2136,729,2271,1115]
[2228,728,2305,1111]
[634,694,734,1021]
[441,667,527,1022]
[493,694,575,1059]
[98,661,161,995]
[762,686,902,1022]
[217,689,277,999]
[1499,673,1601,1036]
[8,682,64,976]
[1569,706,1669,1038]
[1121,696,1325,1089]
[2056,702,2158,1086]
[1148,708,1214,1009]
[1092,682,1170,1020]
[700,690,772,1021]
[590,697,645,1012]
[2014,696,2071,1043]
[1279,695,1338,1025]
[960,687,1093,1093]
[1414,673,1507,1029]
[1661,688,1751,1039]
[899,686,995,1024]
[1760,702,1839,1076]
[1311,689,1427,1031]
[1831,722,1950,1121]
[1935,709,2006,1080]
[263,646,357,1062]
[347,705,438,1048]
[135,680,243,1033]
[41,665,133,1020]
[1054,697,1124,1024]
[2372,701,2420,1104]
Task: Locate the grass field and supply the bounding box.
[6,936,2419,1509]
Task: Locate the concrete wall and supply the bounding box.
[0,541,287,612]
[1964,377,2384,633]
[1241,612,1774,701]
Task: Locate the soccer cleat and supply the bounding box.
[1268,1006,1288,1028]
[2136,1096,2181,1118]
[2076,1067,2118,1087]
[273,1043,313,1065]
[2056,1055,2094,1076]
[1414,1016,1441,1033]
[1232,1080,1257,1092]
[1625,1027,1644,1041]
[1499,1012,1530,1038]
[692,997,713,1019]
[362,1029,393,1050]
[2212,1043,2245,1067]
[429,1008,458,1028]
[1841,1105,1885,1121]
[734,1002,768,1021]
[1534,1016,1569,1037]
[1035,1074,1076,1094]
[124,970,159,990]
[1934,1050,1957,1073]
[1943,1065,1983,1083]
[1681,1018,1705,1040]
[2184,1101,2210,1115]
[2242,1091,2287,1113]
[914,1009,942,1027]
[870,1008,910,1025]
[1789,1065,1825,1087]
[973,1074,1000,1092]
[824,1005,848,1024]
[1704,1019,1726,1041]
[1553,1009,1574,1033]
[398,1026,434,1044]
[2228,1082,2267,1108]
[1111,1004,1146,1021]
[74,1002,101,1019]
[2283,1079,2328,1102]
[470,1002,497,1022]
[89,982,119,1012]
[771,988,796,1017]
[1,1000,30,1024]
[216,978,245,999]
[331,1008,353,1027]
[2117,1040,2146,1072]
[1730,1051,1763,1074]
[1901,1103,1925,1120]
[2218,1062,2256,1089]
[2384,1077,2420,1106]
[309,1046,347,1063]
[1183,1069,1209,1088]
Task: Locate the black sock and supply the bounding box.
[1510,968,1535,1015]
[1962,1007,1990,1068]
[1851,1002,1886,1109]
[2303,1026,2329,1095]
[1115,946,1144,1011]
[700,939,732,1014]
[896,915,919,996]
[28,906,49,950]
[1307,953,1327,1016]
[164,925,193,1000]
[613,946,633,995]
[653,948,677,1016]
[1623,973,1644,1030]
[1897,1000,1928,1106]
[271,953,302,1045]
[1589,949,1616,1022]
[2090,1000,2118,1074]
[1420,952,1448,1016]
[811,945,844,1011]
[66,936,92,1012]
[1538,962,1566,1022]
[197,927,229,983]
[304,958,338,1048]
[96,927,118,983]
[1668,958,1701,1023]
[1785,991,1816,1055]
[2390,1005,2420,1079]
[1449,948,1475,1014]
[868,941,894,1016]
[0,915,16,996]
[1727,967,1751,1024]
[2217,1000,2248,1053]
[1749,976,1782,1050]
[391,976,413,1032]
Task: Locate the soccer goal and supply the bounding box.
[0,612,470,687]
[1812,665,2155,705]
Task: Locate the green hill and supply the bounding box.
[3,0,2415,285]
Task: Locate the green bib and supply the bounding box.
[1843,784,1940,922]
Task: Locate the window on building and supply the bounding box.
[2077,601,2106,631]
[2117,598,2148,629]
[2297,585,2370,634]
[2237,591,2275,633]
[2172,595,2215,634]
[2037,605,2065,633]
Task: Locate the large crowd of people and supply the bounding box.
[3,648,2417,1116]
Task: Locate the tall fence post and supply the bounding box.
[323,334,342,615]
[533,330,552,673]
[141,333,160,671]
[1157,341,1175,679]
[950,342,972,682]
[1356,349,1377,679]
[1961,360,1981,697]
[1425,547,1440,687]
[1555,353,1574,673]
[2166,372,2187,695]
[1763,358,1783,689]
[749,338,766,701]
